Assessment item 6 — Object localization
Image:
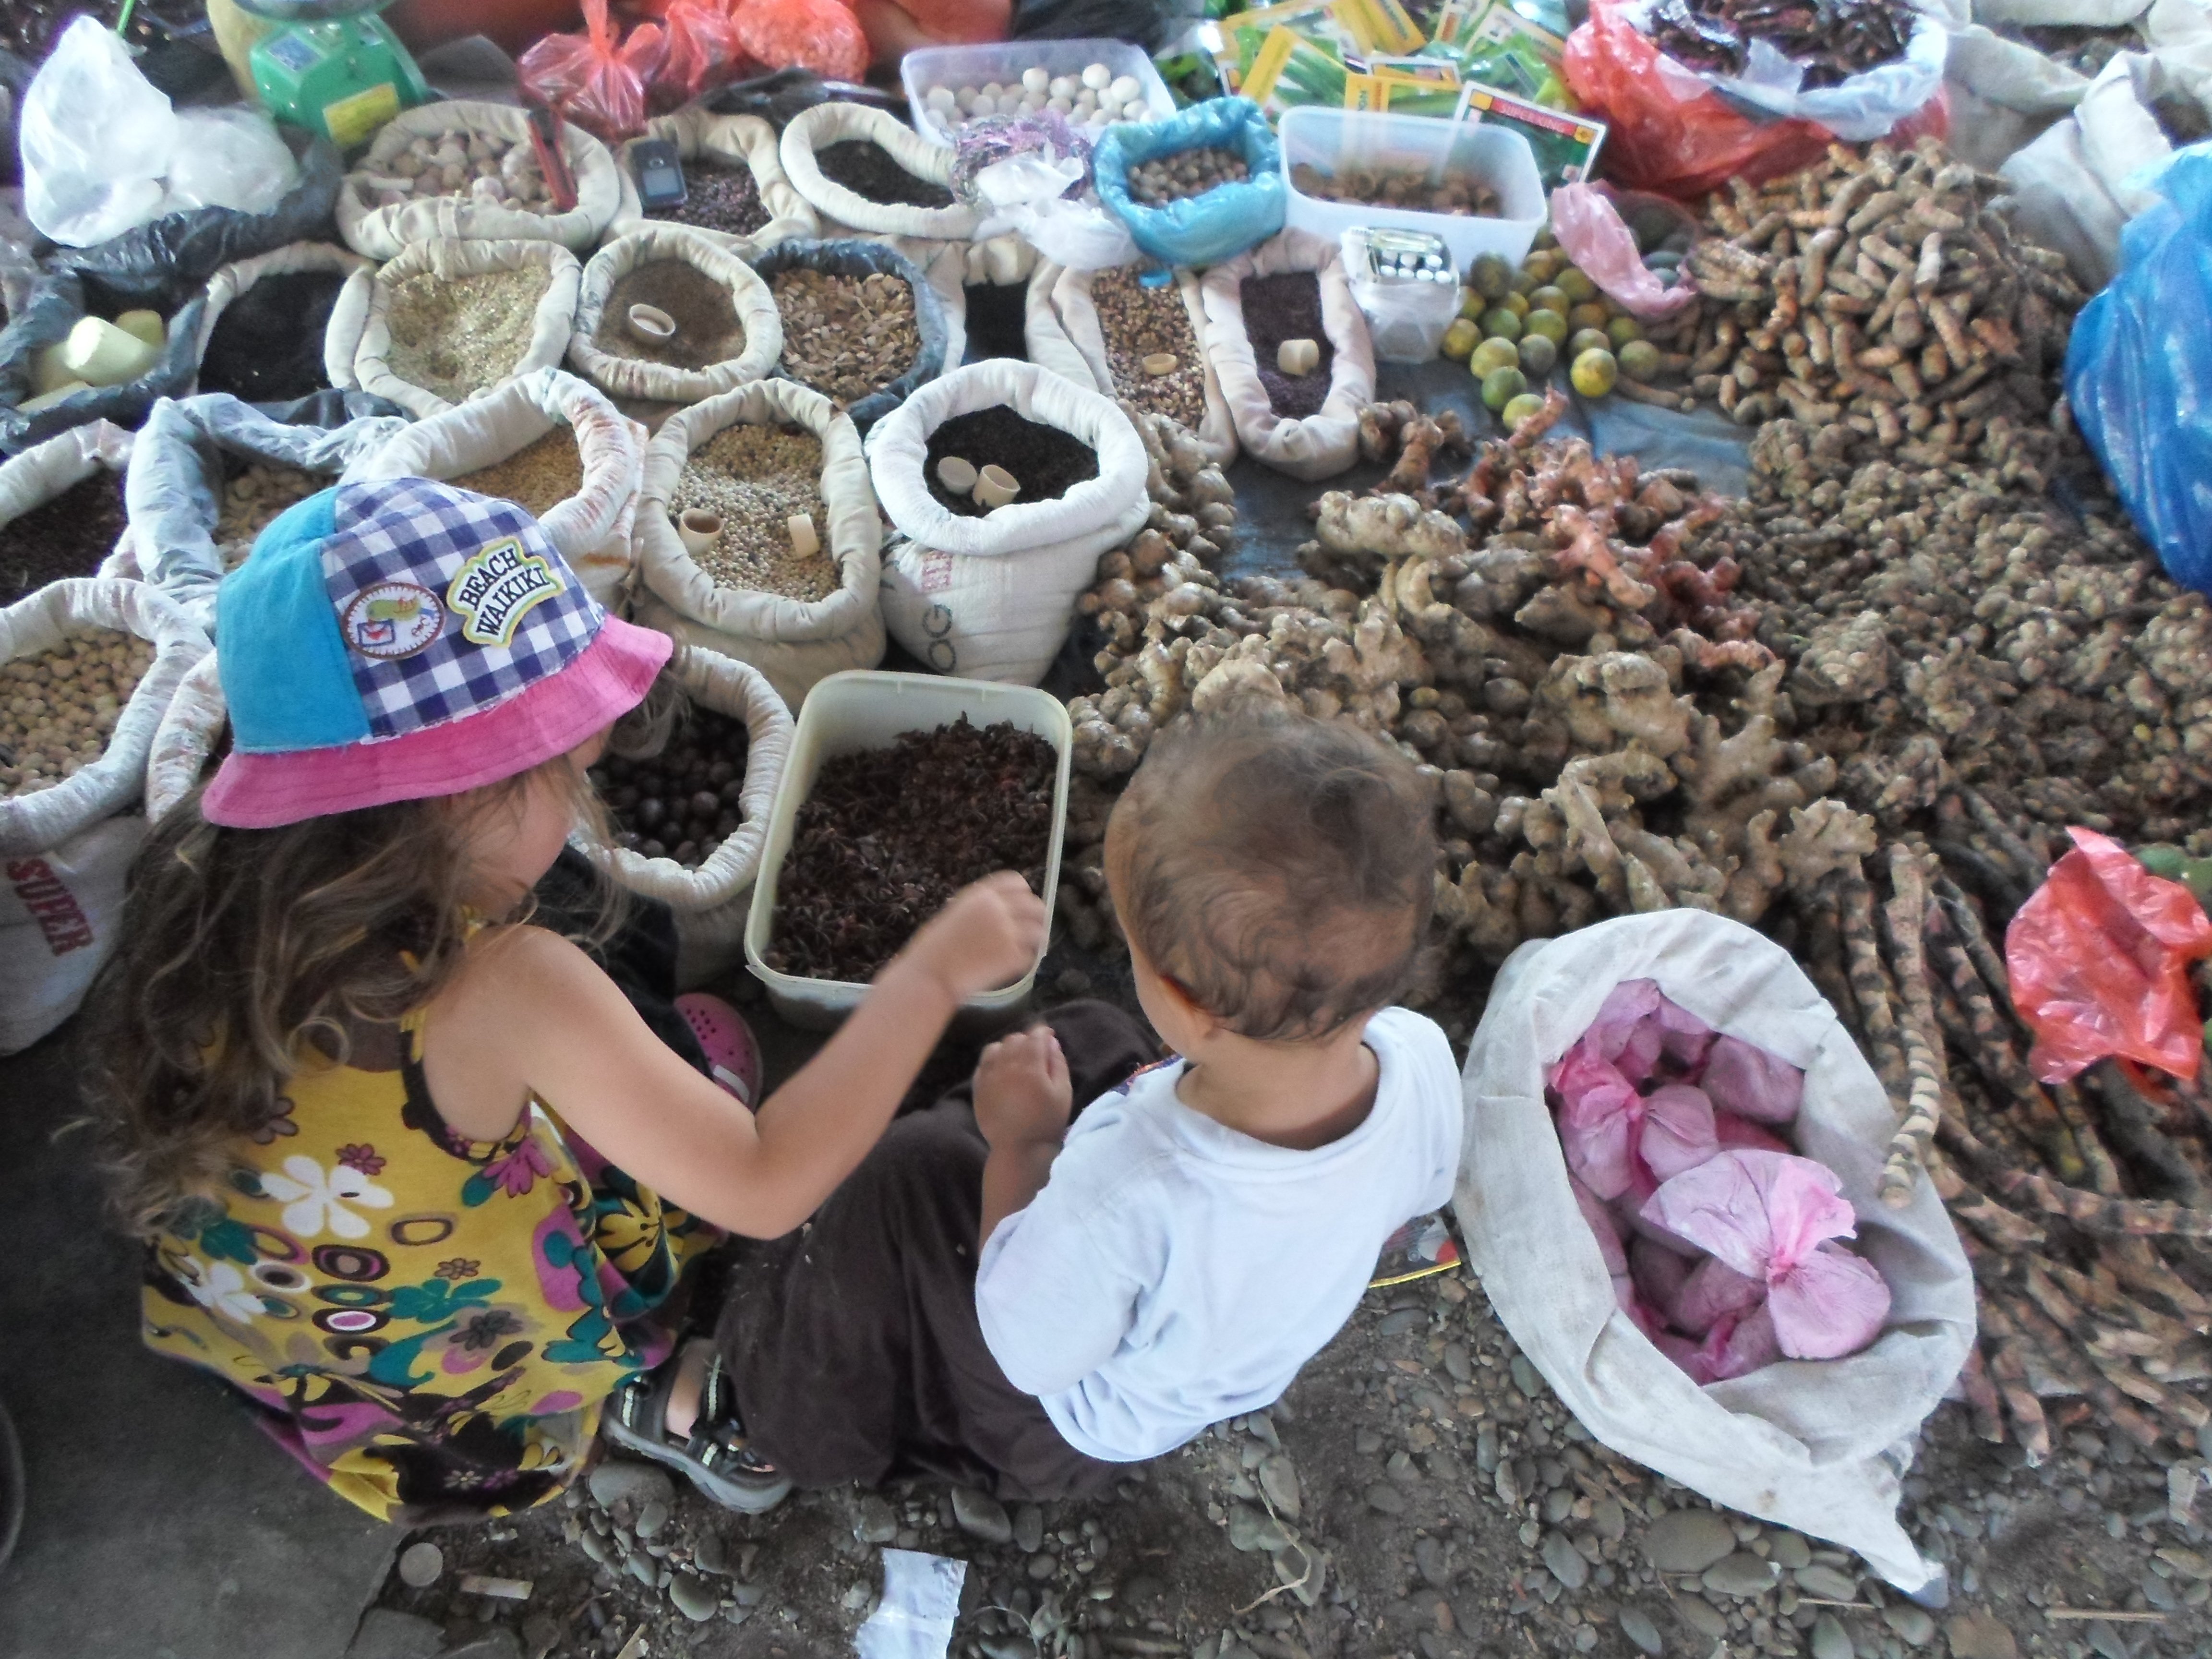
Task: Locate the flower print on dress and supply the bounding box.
[336,1143,386,1176]
[249,1096,299,1144]
[435,1258,481,1282]
[259,1153,396,1241]
[178,1254,266,1324]
[464,1139,553,1206]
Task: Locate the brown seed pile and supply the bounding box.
[350,130,553,211]
[596,260,749,370]
[383,267,552,404]
[590,704,752,868]
[1,628,156,795]
[0,473,129,607]
[1288,162,1499,217]
[771,268,919,406]
[1127,145,1250,206]
[216,464,326,570]
[648,161,771,237]
[453,430,586,522]
[1092,265,1207,429]
[812,141,955,210]
[765,717,1056,982]
[671,423,835,603]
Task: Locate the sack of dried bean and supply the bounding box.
[606,108,821,252]
[869,359,1150,685]
[344,239,585,421]
[342,368,645,609]
[0,576,208,1054]
[334,100,623,262]
[1198,230,1374,483]
[187,242,376,406]
[631,374,885,708]
[568,226,783,405]
[1091,97,1286,270]
[0,421,134,609]
[0,270,209,455]
[751,238,950,432]
[777,102,982,242]
[1048,263,1238,467]
[1457,910,1975,1592]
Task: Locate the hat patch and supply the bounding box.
[341,580,445,661]
[447,537,565,649]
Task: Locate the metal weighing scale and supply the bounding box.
[229,0,432,148]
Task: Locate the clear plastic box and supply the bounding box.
[901,39,1176,147]
[1279,108,1547,271]
[743,671,1072,1032]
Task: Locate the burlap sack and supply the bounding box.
[346,238,583,420]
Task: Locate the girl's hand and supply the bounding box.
[892,871,1048,1005]
[974,1026,1072,1150]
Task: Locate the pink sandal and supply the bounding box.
[675,993,763,1107]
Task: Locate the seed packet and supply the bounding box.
[1454,78,1607,185]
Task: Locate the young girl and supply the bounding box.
[86,478,1044,1524]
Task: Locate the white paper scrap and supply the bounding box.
[854,1548,969,1659]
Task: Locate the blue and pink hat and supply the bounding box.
[202,477,672,830]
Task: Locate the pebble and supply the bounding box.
[857,1493,898,1544]
[1542,1531,1591,1591]
[1026,1553,1058,1581]
[1943,1613,2016,1659]
[2083,1622,2130,1659]
[695,1532,728,1575]
[1703,1553,1779,1597]
[627,1553,659,1588]
[1770,1531,1813,1571]
[1011,1503,1045,1554]
[1810,1613,1854,1659]
[1675,1595,1728,1640]
[636,1499,671,1540]
[1258,1453,1300,1519]
[1380,1309,1424,1335]
[589,1460,675,1510]
[1618,1605,1665,1656]
[579,1529,610,1565]
[397,1541,444,1588]
[1228,1504,1285,1553]
[1646,1509,1739,1574]
[670,1573,718,1622]
[1415,1536,1451,1589]
[953,1486,1014,1544]
[1882,1605,1935,1647]
[2141,1572,2179,1611]
[1367,1482,1408,1516]
[1510,1356,1545,1398]
[1796,1564,1862,1601]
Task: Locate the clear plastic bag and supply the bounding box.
[518,0,669,143]
[20,18,180,248]
[164,108,299,215]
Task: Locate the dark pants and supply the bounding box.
[713,1001,1159,1500]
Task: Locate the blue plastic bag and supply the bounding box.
[1093,97,1286,269]
[2065,147,2212,593]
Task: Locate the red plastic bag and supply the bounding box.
[729,0,868,84]
[518,0,668,143]
[653,0,741,110]
[2006,827,2212,1084]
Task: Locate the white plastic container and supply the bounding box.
[902,39,1176,146]
[744,670,1072,1030]
[1279,108,1547,271]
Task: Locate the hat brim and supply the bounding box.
[201,616,675,830]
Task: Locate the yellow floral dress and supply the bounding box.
[142,1009,714,1524]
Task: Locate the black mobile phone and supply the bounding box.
[632,140,687,211]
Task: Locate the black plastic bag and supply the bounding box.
[0,270,207,454]
[748,237,947,431]
[706,67,905,132]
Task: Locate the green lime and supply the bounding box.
[1511,265,1541,296]
[1481,364,1529,412]
[1522,308,1569,347]
[1556,266,1597,304]
[1571,347,1618,398]
[1521,249,1560,284]
[1517,334,1558,378]
[1458,286,1486,321]
[1608,314,1645,348]
[1502,291,1531,319]
[1479,308,1523,343]
[1569,328,1611,361]
[1470,337,1521,378]
[1529,285,1570,318]
[1443,318,1481,361]
[1501,391,1549,432]
[1468,253,1515,301]
[1617,339,1661,382]
[1567,301,1610,336]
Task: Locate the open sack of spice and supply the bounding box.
[568,227,783,406]
[0,420,134,610]
[186,243,375,409]
[778,102,981,243]
[752,238,949,432]
[606,108,820,252]
[1047,262,1238,468]
[343,239,584,421]
[1458,909,1976,1591]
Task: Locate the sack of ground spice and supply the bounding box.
[607,108,821,252]
[778,102,982,242]
[345,239,584,421]
[568,226,783,405]
[343,368,644,609]
[0,576,209,1054]
[1458,910,1976,1592]
[0,270,210,455]
[869,359,1149,685]
[752,238,948,431]
[187,243,376,408]
[1197,230,1376,483]
[1050,263,1238,467]
[336,100,622,262]
[0,421,134,610]
[1092,97,1287,270]
[631,374,885,708]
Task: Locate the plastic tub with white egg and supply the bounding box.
[1278,108,1547,270]
[902,40,1175,145]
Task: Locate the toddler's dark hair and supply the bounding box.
[1110,710,1437,1043]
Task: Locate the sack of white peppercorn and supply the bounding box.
[631,374,885,709]
[0,576,209,1054]
[606,108,821,252]
[344,239,585,421]
[777,102,982,242]
[568,225,785,405]
[334,100,622,262]
[750,238,950,432]
[869,359,1150,685]
[0,270,210,455]
[1458,910,1976,1593]
[1198,229,1375,483]
[185,242,377,404]
[341,368,644,610]
[1048,262,1238,467]
[0,420,135,607]
[1091,97,1286,270]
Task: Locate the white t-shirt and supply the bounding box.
[974,1007,1463,1463]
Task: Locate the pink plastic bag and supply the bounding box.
[518,0,667,142]
[1641,1083,1719,1179]
[1549,183,1699,320]
[1714,1111,1792,1155]
[1642,1151,1892,1361]
[1697,1302,1782,1381]
[652,0,740,109]
[1570,1173,1637,1313]
[1674,1255,1765,1336]
[1630,1235,1691,1313]
[730,0,869,83]
[1702,1034,1804,1125]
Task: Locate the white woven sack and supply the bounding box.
[1,422,133,578]
[146,649,225,825]
[606,108,820,251]
[633,377,885,709]
[341,368,645,608]
[884,236,974,372]
[0,578,210,1053]
[1199,230,1374,482]
[187,242,376,396]
[335,100,620,260]
[779,103,981,241]
[869,360,1149,685]
[568,227,783,405]
[1049,264,1238,467]
[1458,911,1976,1592]
[349,239,584,420]
[1022,260,1094,388]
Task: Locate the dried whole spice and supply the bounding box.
[923,406,1099,518]
[383,267,552,405]
[596,259,749,370]
[197,271,347,405]
[1645,0,1916,88]
[1,627,155,795]
[1127,145,1250,207]
[350,129,553,211]
[1092,266,1207,430]
[1288,163,1499,218]
[453,430,585,523]
[670,423,835,602]
[771,267,918,407]
[647,160,770,237]
[1238,271,1334,421]
[216,463,325,570]
[590,704,752,868]
[812,140,955,210]
[766,718,1056,982]
[0,473,129,607]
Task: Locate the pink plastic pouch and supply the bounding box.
[1570,1173,1637,1312]
[652,0,740,110]
[1702,1034,1805,1125]
[730,0,869,84]
[1697,1302,1782,1381]
[1630,1234,1692,1313]
[518,0,667,142]
[1674,1255,1765,1336]
[1641,1083,1719,1179]
[1714,1111,1792,1155]
[1548,182,1699,320]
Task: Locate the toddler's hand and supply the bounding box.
[974,1025,1072,1149]
[896,871,1048,1005]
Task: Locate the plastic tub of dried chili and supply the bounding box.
[743,669,1070,1032]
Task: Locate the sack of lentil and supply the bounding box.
[344,239,585,421]
[1197,230,1375,483]
[342,368,645,609]
[869,359,1149,685]
[1092,96,1286,271]
[630,375,885,708]
[777,102,982,242]
[606,108,821,251]
[1049,262,1238,467]
[186,242,376,407]
[568,226,783,405]
[335,100,622,262]
[0,420,135,610]
[751,238,948,432]
[0,576,210,1054]
[0,270,211,455]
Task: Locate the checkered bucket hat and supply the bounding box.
[202,477,672,830]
